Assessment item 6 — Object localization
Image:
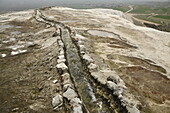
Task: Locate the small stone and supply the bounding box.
[82,54,94,65]
[46,24,51,28]
[126,106,140,113]
[61,73,71,83]
[80,51,85,55]
[70,98,83,113]
[52,32,59,37]
[59,50,64,55]
[113,87,124,96]
[57,37,61,42]
[59,47,64,53]
[106,81,117,90]
[1,54,6,58]
[63,88,78,100]
[62,73,72,85]
[118,94,123,99]
[72,105,83,113]
[79,45,86,51]
[48,77,53,80]
[52,80,58,84]
[88,63,98,71]
[70,98,82,105]
[58,40,64,47]
[63,84,73,91]
[52,94,63,110]
[11,51,19,55]
[12,108,19,112]
[56,63,68,74]
[57,58,66,64]
[57,55,65,59]
[121,97,130,107]
[107,75,126,86]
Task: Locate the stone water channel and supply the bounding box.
[35,9,127,113]
[61,28,115,113]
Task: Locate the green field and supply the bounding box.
[154,15,170,20]
[112,5,170,32]
[131,6,170,14]
[113,5,170,23]
[131,6,152,14]
[113,5,170,15]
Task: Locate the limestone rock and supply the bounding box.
[107,75,126,89]
[57,55,65,59]
[12,108,19,112]
[82,54,94,65]
[52,80,58,84]
[58,40,64,47]
[106,81,117,90]
[63,76,72,85]
[63,88,78,100]
[63,83,73,91]
[80,51,85,55]
[52,94,63,110]
[72,105,83,113]
[59,49,64,55]
[126,106,140,113]
[70,98,83,113]
[79,45,86,51]
[70,98,82,105]
[61,73,72,85]
[59,48,65,55]
[57,58,66,64]
[113,87,124,96]
[56,63,68,74]
[88,63,98,71]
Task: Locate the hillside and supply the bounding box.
[0,7,170,113]
[113,4,170,32]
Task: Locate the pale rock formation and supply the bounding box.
[63,88,78,101]
[52,94,63,110]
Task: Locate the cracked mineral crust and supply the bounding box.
[0,6,170,113]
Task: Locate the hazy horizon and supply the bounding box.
[0,0,170,11]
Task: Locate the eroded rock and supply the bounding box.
[52,94,63,110]
[57,55,65,59]
[63,88,78,100]
[70,98,83,113]
[63,83,73,91]
[126,106,140,113]
[57,58,66,64]
[58,40,64,47]
[56,63,68,74]
[52,80,58,84]
[79,45,86,52]
[82,54,94,65]
[61,73,71,84]
[88,63,98,71]
[106,81,117,90]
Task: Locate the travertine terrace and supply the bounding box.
[0,7,170,113]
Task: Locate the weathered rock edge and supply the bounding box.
[34,8,140,113]
[71,29,141,113]
[34,9,83,113]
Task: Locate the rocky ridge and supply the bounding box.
[0,6,170,113]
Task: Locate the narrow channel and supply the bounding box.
[35,10,118,113]
[61,28,115,113]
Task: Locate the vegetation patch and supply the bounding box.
[113,7,129,12]
[154,15,170,20]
